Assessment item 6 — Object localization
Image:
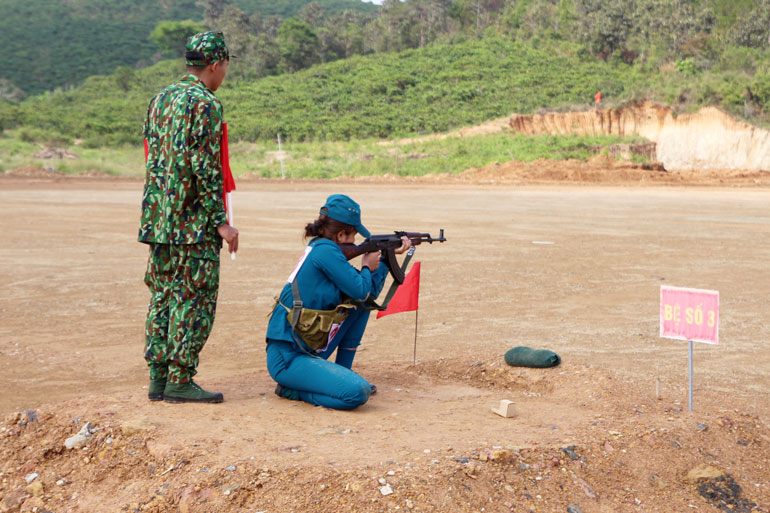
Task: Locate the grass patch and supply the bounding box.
[0,130,144,176]
[232,132,646,179]
[1,130,646,179]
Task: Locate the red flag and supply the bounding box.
[377,262,420,319]
[594,91,602,104]
[221,122,236,195]
[221,122,236,224]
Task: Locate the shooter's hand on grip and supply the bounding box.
[362,250,381,271]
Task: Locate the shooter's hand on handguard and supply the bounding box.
[393,235,412,255]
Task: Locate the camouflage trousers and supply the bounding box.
[143,242,220,384]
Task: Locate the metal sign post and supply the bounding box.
[688,340,694,411]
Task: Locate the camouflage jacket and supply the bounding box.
[138,74,228,247]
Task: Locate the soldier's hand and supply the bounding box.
[362,250,381,271]
[394,235,412,255]
[217,224,239,254]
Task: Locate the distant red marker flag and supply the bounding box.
[595,91,602,105]
[377,262,421,319]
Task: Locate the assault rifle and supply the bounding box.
[339,230,447,284]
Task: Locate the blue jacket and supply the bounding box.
[266,237,390,343]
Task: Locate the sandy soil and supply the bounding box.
[0,166,769,513]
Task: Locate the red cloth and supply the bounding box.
[143,122,236,220]
[376,262,420,319]
[221,123,236,194]
[595,91,602,104]
[221,123,236,223]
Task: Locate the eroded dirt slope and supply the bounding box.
[509,101,770,172]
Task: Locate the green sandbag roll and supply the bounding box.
[504,346,561,368]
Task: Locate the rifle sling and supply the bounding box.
[288,277,320,358]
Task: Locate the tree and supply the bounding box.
[365,0,407,52]
[575,0,635,57]
[409,0,453,48]
[253,33,282,76]
[499,0,564,43]
[328,11,371,57]
[218,5,256,59]
[114,67,136,92]
[731,2,770,49]
[201,0,229,27]
[371,0,452,52]
[252,15,283,76]
[0,79,26,103]
[0,100,21,133]
[299,2,327,28]
[630,0,715,64]
[278,18,319,72]
[150,20,206,57]
[452,0,505,36]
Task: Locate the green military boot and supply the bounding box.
[148,377,167,401]
[163,381,224,403]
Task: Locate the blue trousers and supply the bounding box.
[266,307,372,410]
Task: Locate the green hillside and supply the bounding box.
[223,40,646,141]
[3,0,770,149]
[1,0,194,96]
[0,39,639,146]
[4,0,766,101]
[0,0,377,96]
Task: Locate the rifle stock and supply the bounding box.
[339,230,446,284]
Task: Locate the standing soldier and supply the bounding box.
[139,31,238,404]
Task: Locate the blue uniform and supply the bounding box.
[266,237,390,409]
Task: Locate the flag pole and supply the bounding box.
[413,309,418,364]
[227,192,235,260]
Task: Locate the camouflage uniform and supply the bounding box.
[139,32,230,385]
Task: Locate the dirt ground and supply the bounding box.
[1,162,769,513]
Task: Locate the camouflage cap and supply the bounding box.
[185,31,231,66]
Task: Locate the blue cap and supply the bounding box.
[320,194,370,238]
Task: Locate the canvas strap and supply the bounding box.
[356,246,416,311]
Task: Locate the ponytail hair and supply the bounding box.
[304,215,355,240]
